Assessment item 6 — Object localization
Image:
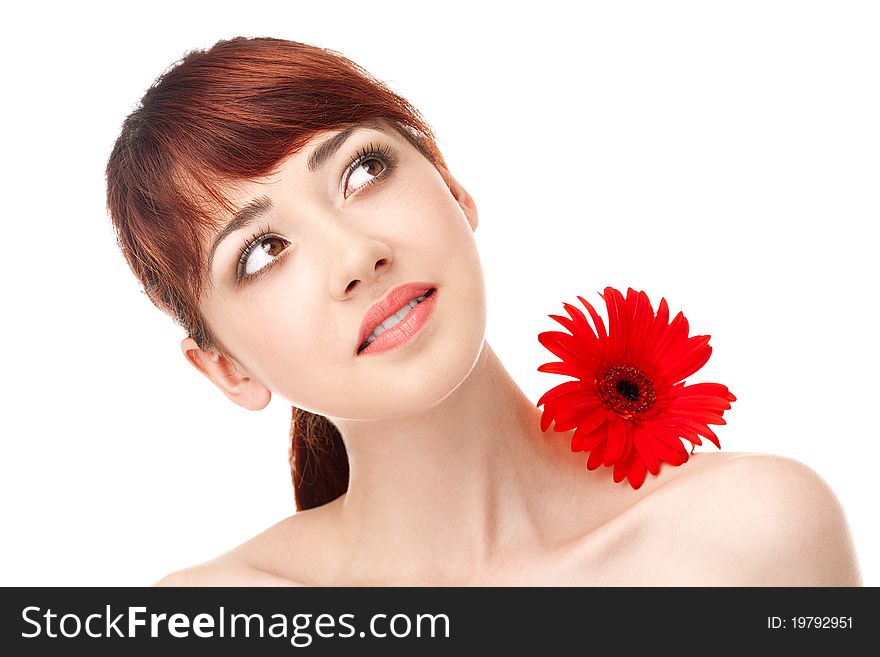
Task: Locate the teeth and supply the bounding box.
[363,294,427,347]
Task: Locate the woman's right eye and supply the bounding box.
[236,230,290,284]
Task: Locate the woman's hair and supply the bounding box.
[105,36,452,512]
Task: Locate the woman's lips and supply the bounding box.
[357,288,438,356]
[357,281,436,352]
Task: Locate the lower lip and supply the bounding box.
[358,290,438,356]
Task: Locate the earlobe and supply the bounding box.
[180,337,271,411]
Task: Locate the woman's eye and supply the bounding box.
[345,157,387,197]
[238,234,289,280]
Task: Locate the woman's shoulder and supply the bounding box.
[152,513,322,587]
[153,559,303,587]
[656,451,862,585]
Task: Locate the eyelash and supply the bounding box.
[234,141,399,286]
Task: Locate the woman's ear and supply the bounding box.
[180,337,271,411]
[443,169,478,233]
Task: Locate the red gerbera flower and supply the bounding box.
[536,286,736,489]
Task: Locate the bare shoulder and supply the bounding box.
[152,512,324,587]
[661,452,863,586]
[153,559,302,587]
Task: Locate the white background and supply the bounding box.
[2,1,877,586]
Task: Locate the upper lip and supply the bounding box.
[358,281,436,352]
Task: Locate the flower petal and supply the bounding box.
[676,426,704,449]
[632,423,660,475]
[602,287,628,361]
[561,301,599,341]
[660,335,713,383]
[627,456,647,489]
[613,447,635,483]
[587,441,606,470]
[658,417,721,448]
[577,422,609,452]
[678,382,737,402]
[644,296,671,352]
[577,405,609,435]
[538,330,600,375]
[652,310,690,368]
[620,418,634,462]
[604,412,627,465]
[536,379,581,409]
[576,294,607,340]
[648,435,686,466]
[549,395,608,431]
[639,420,691,464]
[626,289,654,363]
[536,360,587,379]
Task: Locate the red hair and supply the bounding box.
[105,37,452,511]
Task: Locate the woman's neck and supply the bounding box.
[322,341,589,585]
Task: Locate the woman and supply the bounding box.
[105,36,862,586]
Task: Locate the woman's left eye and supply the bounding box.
[346,157,386,196]
[343,142,398,198]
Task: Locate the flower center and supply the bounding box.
[596,365,656,418]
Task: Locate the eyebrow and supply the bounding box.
[206,123,386,275]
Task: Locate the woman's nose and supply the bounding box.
[313,215,393,296]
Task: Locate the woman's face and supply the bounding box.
[192,121,487,420]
